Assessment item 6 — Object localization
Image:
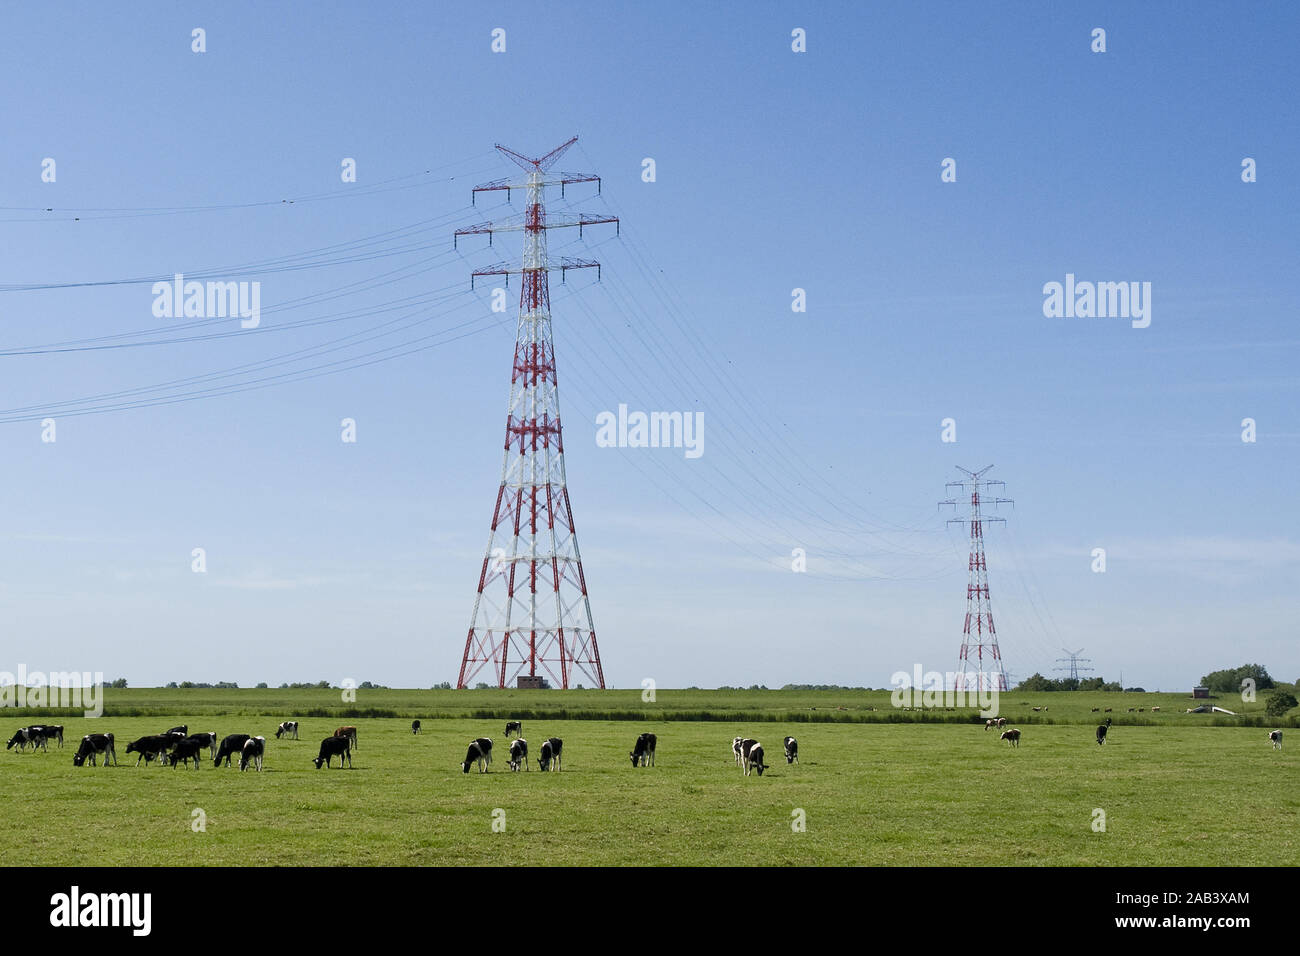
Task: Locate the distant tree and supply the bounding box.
[1124,687,1146,693]
[475,682,490,690]
[432,681,451,690]
[1016,673,1053,692]
[279,683,289,689]
[256,682,268,689]
[1265,691,1297,718]
[1201,664,1274,694]
[166,681,178,689]
[1100,681,1123,692]
[110,678,128,689]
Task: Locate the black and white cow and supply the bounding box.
[411,720,421,735]
[73,733,116,767]
[462,737,493,774]
[214,734,252,768]
[126,735,176,766]
[6,727,47,752]
[165,725,188,738]
[275,721,299,740]
[505,721,522,738]
[732,736,745,766]
[538,737,563,772]
[744,742,766,776]
[509,737,528,771]
[737,738,758,773]
[240,736,266,772]
[1269,730,1283,750]
[24,725,64,749]
[630,733,656,767]
[1096,717,1112,746]
[184,732,218,760]
[1000,728,1021,748]
[169,736,205,769]
[314,736,352,769]
[784,736,799,764]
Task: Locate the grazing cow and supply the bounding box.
[275,721,299,740]
[1000,729,1021,748]
[538,737,563,772]
[165,725,188,738]
[214,734,252,768]
[509,737,528,771]
[1269,730,1283,750]
[1127,708,1135,713]
[984,719,996,731]
[996,717,1007,728]
[314,735,352,769]
[72,733,116,767]
[744,742,766,776]
[6,727,47,752]
[1096,717,1112,746]
[411,720,421,735]
[169,736,204,769]
[732,736,744,766]
[334,726,358,751]
[184,732,218,759]
[126,735,176,766]
[737,738,760,775]
[1151,707,1160,712]
[240,736,266,772]
[1090,707,1100,713]
[505,721,522,738]
[784,736,799,764]
[630,733,656,767]
[1104,708,1112,713]
[23,725,64,749]
[462,737,493,774]
[1031,707,1041,712]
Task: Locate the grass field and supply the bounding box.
[1,689,1295,866]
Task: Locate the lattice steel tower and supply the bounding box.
[454,136,617,689]
[939,466,1013,693]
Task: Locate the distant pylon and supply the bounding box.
[1054,648,1093,682]
[454,136,617,689]
[939,466,1013,693]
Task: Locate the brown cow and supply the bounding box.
[1000,729,1021,748]
[334,726,358,750]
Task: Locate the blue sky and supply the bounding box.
[0,2,1296,690]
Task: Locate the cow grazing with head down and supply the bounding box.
[462,737,493,774]
[1000,729,1021,748]
[334,726,358,751]
[240,736,266,772]
[784,736,799,764]
[184,732,218,760]
[169,736,205,769]
[126,735,176,766]
[538,737,563,772]
[509,738,528,771]
[744,742,766,776]
[7,727,47,752]
[1269,730,1283,750]
[505,721,522,738]
[314,735,352,769]
[73,733,116,767]
[1096,717,1112,746]
[214,734,252,768]
[411,720,421,735]
[26,725,63,749]
[275,721,299,740]
[630,733,656,767]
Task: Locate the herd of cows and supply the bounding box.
[3,721,359,771]
[4,719,807,775]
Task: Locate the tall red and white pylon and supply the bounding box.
[454,137,617,689]
[939,466,1013,693]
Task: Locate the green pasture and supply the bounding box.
[0,697,1294,866]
